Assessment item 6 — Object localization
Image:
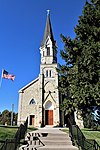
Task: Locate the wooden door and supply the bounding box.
[45,110,53,125]
[30,115,35,125]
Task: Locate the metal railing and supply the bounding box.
[20,132,45,150]
[0,118,28,150]
[68,118,100,150]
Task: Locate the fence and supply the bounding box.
[0,118,28,150]
[68,118,100,150]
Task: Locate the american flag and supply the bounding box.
[2,70,15,81]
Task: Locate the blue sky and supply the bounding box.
[0,0,86,113]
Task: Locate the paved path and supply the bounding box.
[19,127,79,150]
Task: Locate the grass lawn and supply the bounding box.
[0,126,18,140]
[0,125,37,140]
[62,128,100,146]
[81,128,100,146]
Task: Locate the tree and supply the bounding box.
[0,110,11,125]
[0,110,18,125]
[58,0,100,125]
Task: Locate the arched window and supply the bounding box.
[29,98,36,105]
[45,100,54,110]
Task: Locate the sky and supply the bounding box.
[0,0,86,113]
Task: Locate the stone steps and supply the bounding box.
[41,139,72,145]
[37,145,78,150]
[36,132,78,150]
[19,127,79,150]
[39,136,70,140]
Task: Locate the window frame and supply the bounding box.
[46,70,48,77]
[49,70,52,77]
[47,47,50,56]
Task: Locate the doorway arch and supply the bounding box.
[45,100,54,125]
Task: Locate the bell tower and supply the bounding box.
[39,11,59,126]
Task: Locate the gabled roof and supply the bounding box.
[40,13,55,47]
[19,77,39,93]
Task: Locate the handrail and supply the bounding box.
[19,133,45,150]
[68,118,100,150]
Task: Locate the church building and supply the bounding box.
[18,12,60,127]
[17,12,83,128]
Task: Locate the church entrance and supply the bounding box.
[44,100,54,125]
[30,115,35,126]
[45,110,53,125]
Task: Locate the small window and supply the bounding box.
[29,99,35,105]
[43,51,44,56]
[47,47,50,56]
[46,70,48,77]
[49,70,52,77]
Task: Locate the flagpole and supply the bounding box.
[0,69,3,88]
[11,104,14,126]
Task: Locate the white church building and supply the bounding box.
[17,12,83,128]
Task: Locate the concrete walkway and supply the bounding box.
[19,127,79,150]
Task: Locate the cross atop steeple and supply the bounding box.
[47,10,50,15]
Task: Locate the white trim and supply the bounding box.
[19,77,39,92]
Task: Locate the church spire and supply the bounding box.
[41,10,55,47]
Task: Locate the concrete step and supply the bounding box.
[27,132,69,137]
[49,134,69,137]
[37,145,79,150]
[41,140,72,145]
[39,136,70,141]
[48,133,69,137]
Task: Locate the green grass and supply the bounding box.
[0,125,37,140]
[81,128,100,146]
[62,128,100,146]
[0,126,18,140]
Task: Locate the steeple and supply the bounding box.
[41,10,55,47]
[40,11,57,64]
